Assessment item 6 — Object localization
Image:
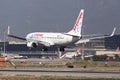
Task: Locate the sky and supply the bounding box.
[0,0,120,40]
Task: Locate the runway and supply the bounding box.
[0,68,120,78]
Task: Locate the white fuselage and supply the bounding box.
[26,32,80,47]
[60,52,78,59]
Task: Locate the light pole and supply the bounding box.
[0,47,2,56]
[3,26,10,54]
[3,30,6,54]
[81,25,85,60]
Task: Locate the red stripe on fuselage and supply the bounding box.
[35,34,43,37]
[73,12,83,31]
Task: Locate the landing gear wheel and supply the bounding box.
[42,47,48,52]
[60,47,65,52]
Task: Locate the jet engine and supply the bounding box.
[27,42,37,48]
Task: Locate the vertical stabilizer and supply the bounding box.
[67,9,84,37]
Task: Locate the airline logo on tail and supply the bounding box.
[67,9,84,37]
[73,9,84,34]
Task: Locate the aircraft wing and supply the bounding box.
[82,34,105,39]
[82,27,116,39]
[8,34,26,40]
[75,27,116,44]
[7,26,26,40]
[75,35,111,45]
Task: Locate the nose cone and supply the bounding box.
[26,33,34,39]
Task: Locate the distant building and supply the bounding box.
[105,35,120,49]
[77,35,120,50]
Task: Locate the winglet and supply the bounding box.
[110,27,116,37]
[7,26,10,35]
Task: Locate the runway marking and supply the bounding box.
[0,69,120,74]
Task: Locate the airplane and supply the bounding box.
[7,9,116,51]
[60,48,82,59]
[0,56,16,67]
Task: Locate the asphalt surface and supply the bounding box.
[0,68,120,78]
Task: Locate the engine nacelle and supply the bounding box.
[27,42,37,48]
